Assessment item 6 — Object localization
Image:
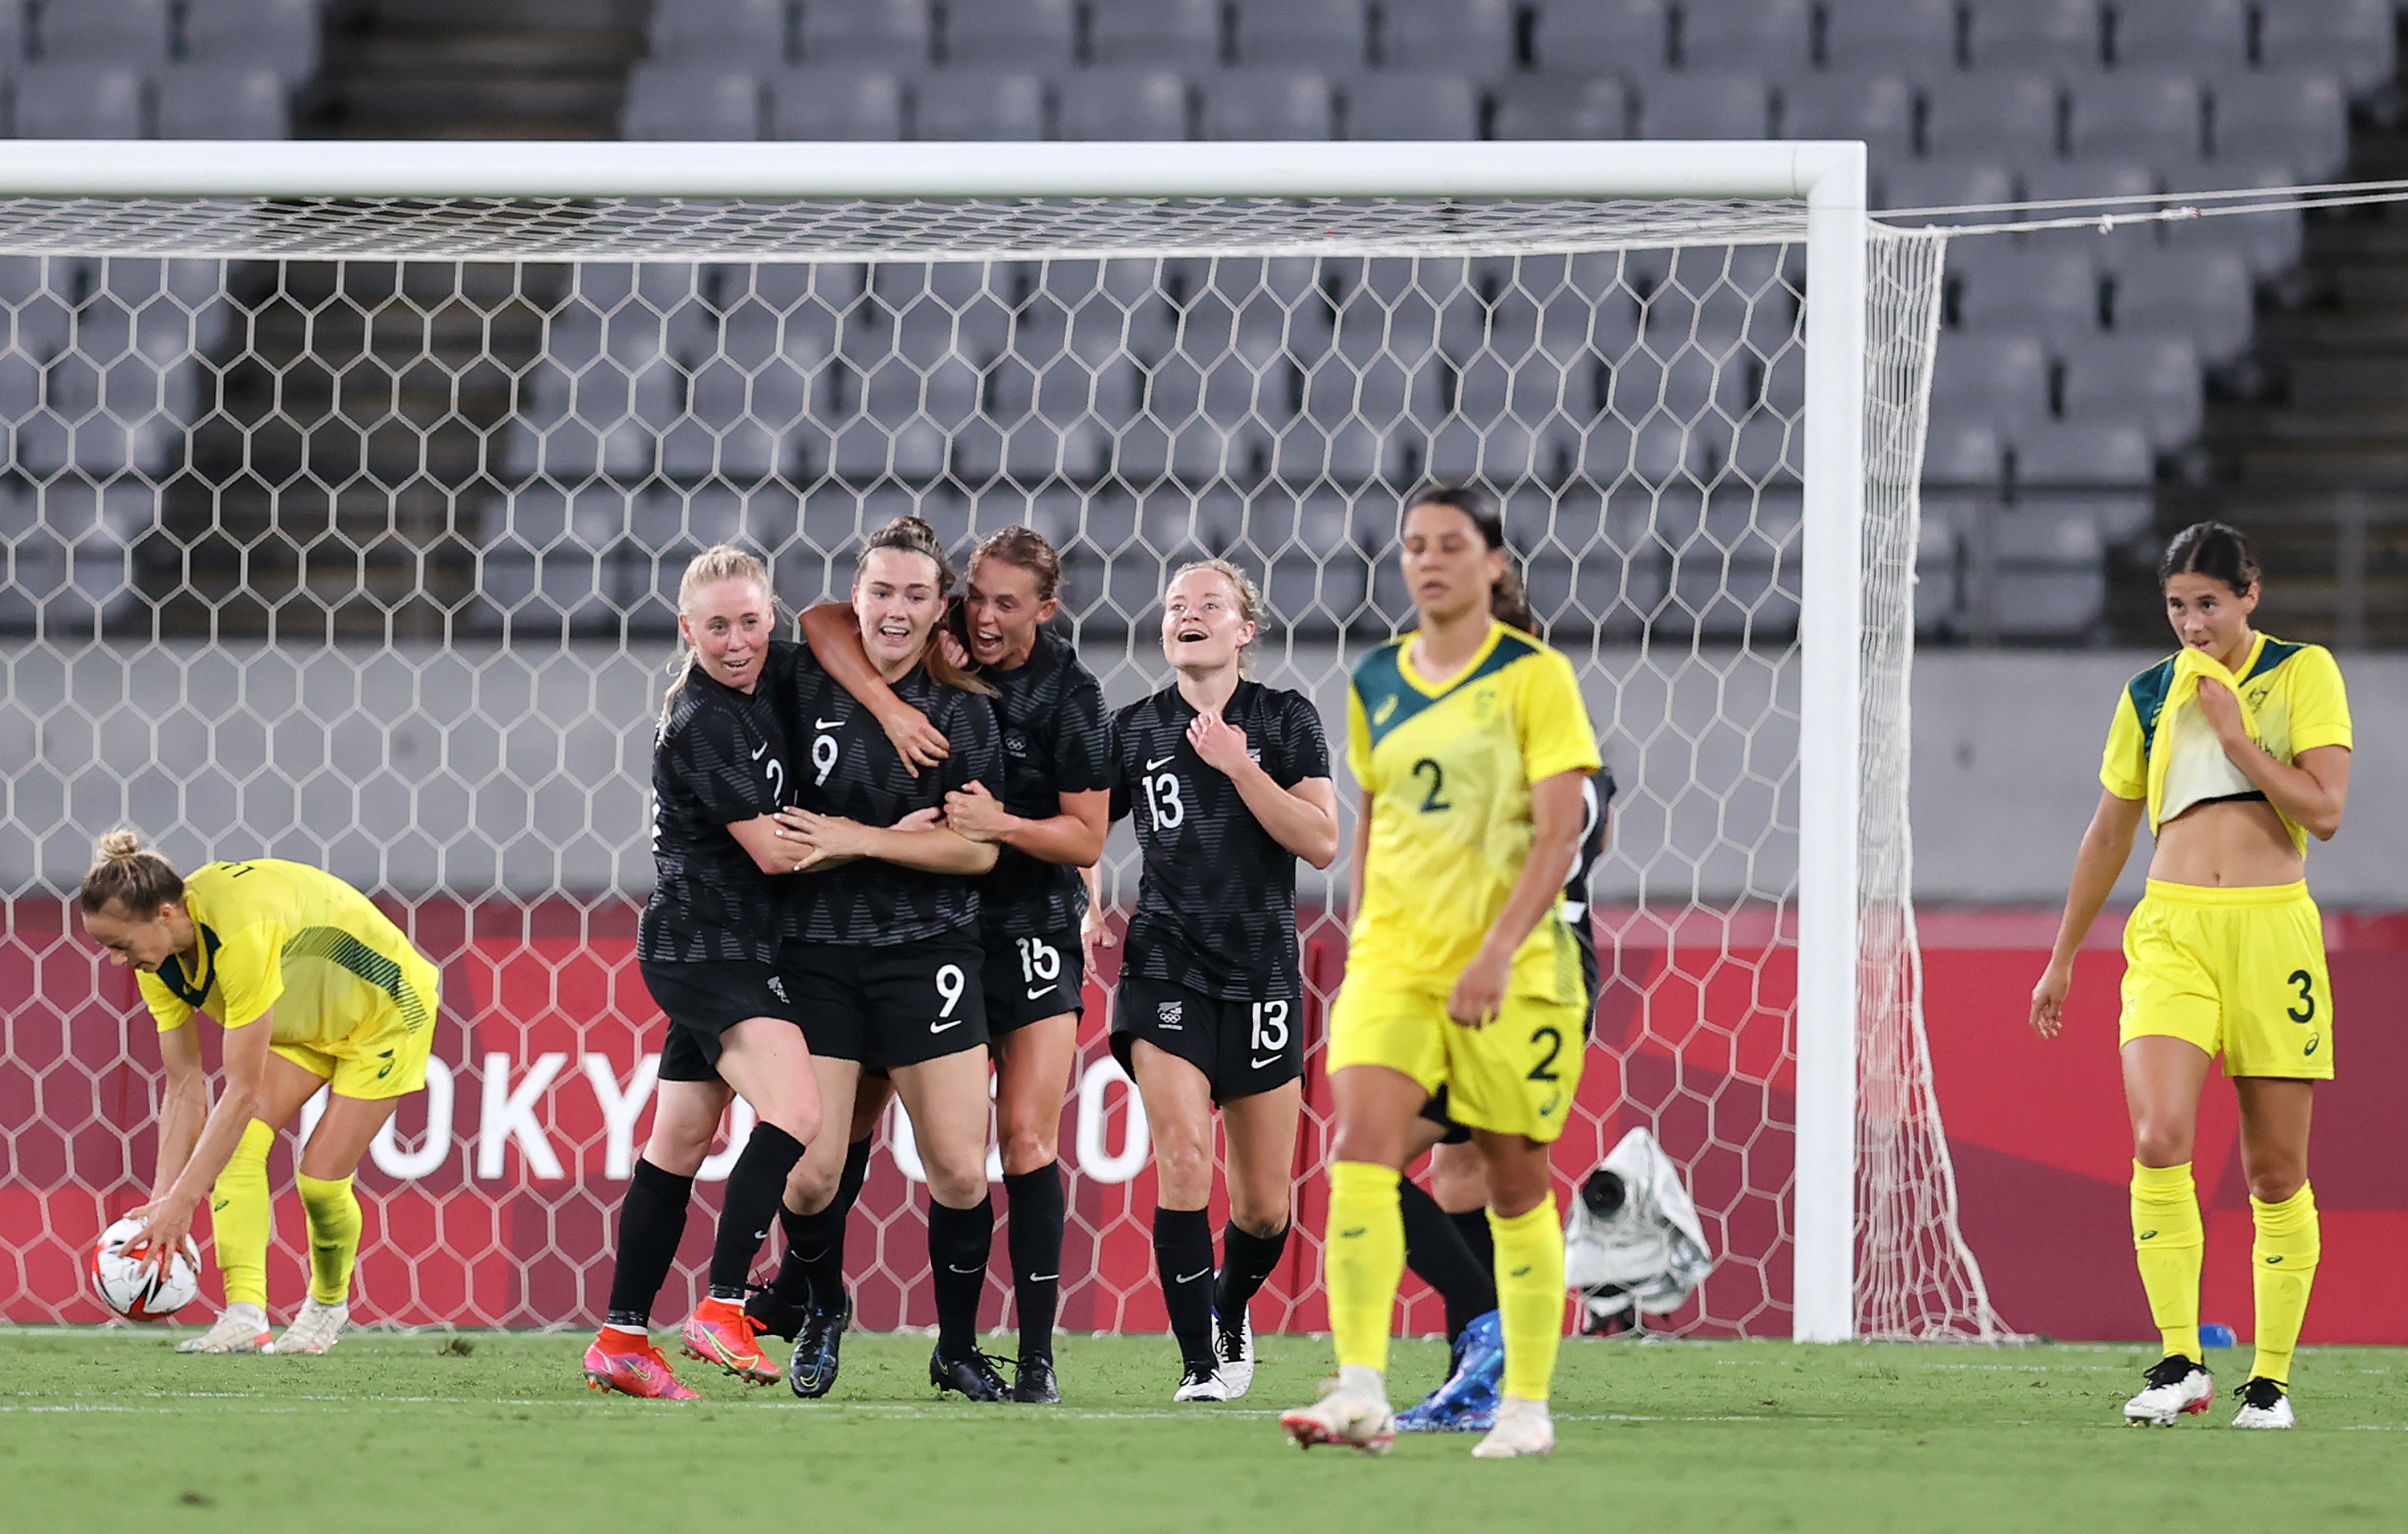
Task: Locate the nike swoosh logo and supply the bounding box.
[1145,755,1174,771]
[816,718,844,729]
[1174,1267,1212,1284]
[946,1263,982,1275]
[1027,1273,1058,1282]
[1251,1055,1279,1070]
[750,742,769,760]
[1026,986,1056,1001]
[930,1018,965,1033]
[753,1230,770,1242]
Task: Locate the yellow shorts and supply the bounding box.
[1327,979,1586,1143]
[271,966,440,1101]
[2119,880,2330,1079]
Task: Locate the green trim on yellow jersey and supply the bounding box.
[1353,623,1542,753]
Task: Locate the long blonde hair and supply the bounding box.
[1168,556,1267,676]
[858,517,994,696]
[661,543,775,722]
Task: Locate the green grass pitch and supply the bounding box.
[3,1330,2404,1533]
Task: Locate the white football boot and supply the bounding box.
[1470,1395,1557,1458]
[267,1297,349,1355]
[2122,1355,2214,1425]
[1212,1310,1256,1399]
[1279,1365,1396,1455]
[2231,1377,2295,1429]
[1173,1360,1231,1402]
[175,1302,272,1354]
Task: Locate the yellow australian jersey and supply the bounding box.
[2099,633,2353,854]
[136,860,437,1050]
[1346,621,1602,999]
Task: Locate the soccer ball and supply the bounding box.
[88,1216,201,1322]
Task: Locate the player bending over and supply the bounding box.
[1283,487,1598,1459]
[585,545,824,1399]
[1096,558,1338,1402]
[2031,523,2350,1430]
[78,833,441,1355]
[765,516,1011,1400]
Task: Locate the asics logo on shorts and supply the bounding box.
[376,1049,395,1079]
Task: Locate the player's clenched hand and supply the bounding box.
[1446,945,1512,1029]
[2194,673,2248,750]
[942,780,1015,843]
[2028,962,2071,1040]
[1080,902,1117,982]
[876,702,950,778]
[1186,710,1251,775]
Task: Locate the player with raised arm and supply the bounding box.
[763,516,1012,1401]
[2030,523,2350,1430]
[765,526,1108,1403]
[1282,486,1599,1459]
[76,833,441,1357]
[1100,558,1339,1402]
[584,545,824,1398]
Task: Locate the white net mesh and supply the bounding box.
[0,194,1999,1340]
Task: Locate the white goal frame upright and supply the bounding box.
[0,138,1874,1343]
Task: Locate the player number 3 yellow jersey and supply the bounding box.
[1346,621,1602,1002]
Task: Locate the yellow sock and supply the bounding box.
[209,1121,275,1309]
[1489,1194,1565,1403]
[295,1171,362,1306]
[2130,1160,2203,1363]
[1323,1161,1404,1377]
[2249,1182,2320,1386]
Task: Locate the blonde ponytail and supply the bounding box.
[79,829,185,917]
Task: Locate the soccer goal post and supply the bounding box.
[0,139,1998,1342]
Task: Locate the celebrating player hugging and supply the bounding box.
[761,524,1108,1403]
[77,832,441,1356]
[2029,523,2352,1431]
[587,545,824,1399]
[1101,558,1339,1402]
[1283,487,1600,1459]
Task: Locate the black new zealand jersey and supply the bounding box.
[1564,766,1618,919]
[981,628,1113,938]
[771,639,1003,948]
[639,661,791,965]
[1108,679,1331,1000]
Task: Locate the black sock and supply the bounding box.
[928,1195,995,1358]
[1401,1179,1498,1344]
[1450,1206,1496,1277]
[604,1158,696,1329]
[769,1136,872,1310]
[707,1123,806,1299]
[1153,1206,1216,1370]
[1212,1219,1288,1329]
[1003,1162,1065,1361]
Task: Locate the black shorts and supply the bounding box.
[788,938,990,1074]
[1112,971,1302,1105]
[1421,928,1601,1144]
[638,956,807,1084]
[981,926,1084,1036]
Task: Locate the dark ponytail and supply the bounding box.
[2159,521,2260,597]
[858,516,994,696]
[1406,484,1538,637]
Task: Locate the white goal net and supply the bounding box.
[0,155,2002,1341]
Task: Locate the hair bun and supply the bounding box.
[97,828,143,861]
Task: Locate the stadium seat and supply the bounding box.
[1922,73,2061,162]
[2210,72,2349,181]
[1056,67,1188,140]
[1348,72,1479,141]
[1963,0,2105,71]
[1633,71,1771,140]
[181,0,321,83]
[1491,75,1631,140]
[1373,0,1519,73]
[2257,0,2394,96]
[1954,247,2104,344]
[621,63,763,139]
[1817,0,1959,72]
[1673,0,1812,72]
[936,0,1076,68]
[2010,420,2153,486]
[1777,72,1914,158]
[1087,0,1224,67]
[12,67,148,137]
[799,0,931,67]
[909,67,1044,139]
[2064,70,2203,164]
[2056,334,2202,450]
[1230,0,1368,70]
[155,64,290,138]
[647,0,794,63]
[1921,420,2007,483]
[2108,245,2255,364]
[33,0,170,66]
[769,69,907,140]
[2162,159,2304,279]
[1876,160,2012,215]
[1526,0,1668,72]
[1932,333,2051,432]
[2109,0,2248,72]
[1199,70,1337,140]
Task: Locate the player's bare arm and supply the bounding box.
[943,779,1108,867]
[132,1007,275,1265]
[799,597,952,775]
[147,1021,209,1208]
[2030,789,2146,1040]
[1446,769,1584,1030]
[1188,711,1340,869]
